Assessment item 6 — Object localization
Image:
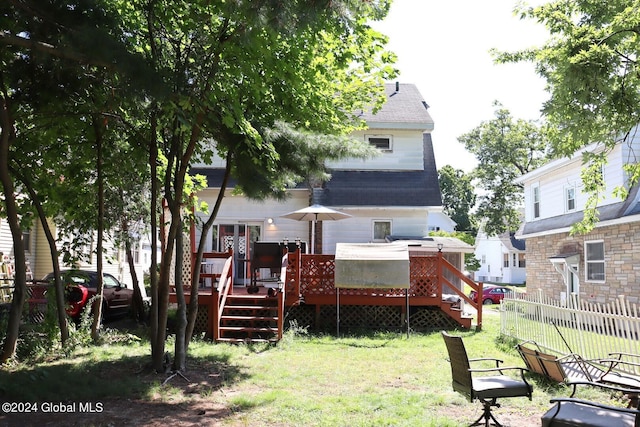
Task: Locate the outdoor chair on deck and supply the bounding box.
[441,331,533,427]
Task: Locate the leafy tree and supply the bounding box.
[125,0,396,372]
[459,104,548,236]
[0,0,157,360]
[496,1,640,232]
[438,165,477,234]
[0,1,396,371]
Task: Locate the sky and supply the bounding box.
[372,1,550,172]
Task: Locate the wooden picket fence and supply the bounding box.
[500,290,640,369]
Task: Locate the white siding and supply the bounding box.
[522,143,632,222]
[327,129,425,171]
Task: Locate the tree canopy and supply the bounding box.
[496,0,640,231]
[458,104,548,236]
[0,0,397,366]
[437,165,477,234]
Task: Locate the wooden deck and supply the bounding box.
[172,249,484,342]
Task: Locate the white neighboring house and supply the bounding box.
[515,135,640,304]
[191,82,458,283]
[473,231,526,285]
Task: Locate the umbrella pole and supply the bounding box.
[311,217,316,255]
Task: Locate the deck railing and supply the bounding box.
[284,250,482,327]
[500,291,640,364]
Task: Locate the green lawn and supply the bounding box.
[0,310,629,426]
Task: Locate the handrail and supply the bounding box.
[215,255,234,328]
[439,254,482,330]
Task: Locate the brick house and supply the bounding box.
[515,138,640,304]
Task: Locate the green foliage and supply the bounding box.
[429,230,480,272]
[496,0,640,233]
[438,165,477,234]
[459,104,549,236]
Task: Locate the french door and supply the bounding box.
[216,223,261,285]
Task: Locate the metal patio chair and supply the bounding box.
[441,331,533,426]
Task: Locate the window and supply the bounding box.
[518,253,526,268]
[22,230,31,253]
[512,253,517,267]
[372,220,391,242]
[565,185,576,212]
[366,135,392,151]
[532,183,540,219]
[481,255,486,264]
[585,241,605,281]
[503,253,509,268]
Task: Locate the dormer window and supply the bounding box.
[366,135,392,152]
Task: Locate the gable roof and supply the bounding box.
[359,83,434,131]
[315,133,442,207]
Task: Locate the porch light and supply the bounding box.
[267,217,274,224]
[437,243,443,252]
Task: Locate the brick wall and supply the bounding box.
[525,221,640,304]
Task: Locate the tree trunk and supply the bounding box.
[173,215,187,372]
[186,158,231,346]
[11,170,69,345]
[0,86,27,363]
[148,110,164,371]
[122,220,145,323]
[91,115,105,342]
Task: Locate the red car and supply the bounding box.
[45,270,134,321]
[469,285,512,305]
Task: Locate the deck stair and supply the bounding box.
[218,292,280,343]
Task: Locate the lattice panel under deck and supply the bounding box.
[194,304,209,334]
[409,307,459,331]
[284,305,460,332]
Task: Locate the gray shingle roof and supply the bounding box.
[359,83,434,130]
[316,133,442,207]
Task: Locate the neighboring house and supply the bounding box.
[191,82,458,284]
[0,216,155,289]
[474,231,526,285]
[515,136,640,304]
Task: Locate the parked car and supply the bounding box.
[469,285,513,305]
[44,270,134,321]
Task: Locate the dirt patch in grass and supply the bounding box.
[1,364,543,427]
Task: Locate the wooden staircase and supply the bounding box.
[217,292,281,343]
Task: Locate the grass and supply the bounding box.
[0,309,631,426]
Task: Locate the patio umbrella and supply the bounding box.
[280,204,352,254]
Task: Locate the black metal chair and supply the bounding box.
[441,331,533,426]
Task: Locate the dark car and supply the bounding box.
[469,285,512,305]
[44,270,134,321]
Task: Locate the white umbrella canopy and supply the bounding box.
[280,204,352,254]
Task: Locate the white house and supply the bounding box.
[191,82,458,284]
[474,231,526,285]
[515,135,640,304]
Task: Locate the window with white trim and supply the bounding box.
[532,183,540,219]
[585,240,605,282]
[372,220,391,242]
[366,135,393,152]
[565,185,576,212]
[518,253,526,268]
[503,253,509,268]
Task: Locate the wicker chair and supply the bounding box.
[441,331,533,426]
